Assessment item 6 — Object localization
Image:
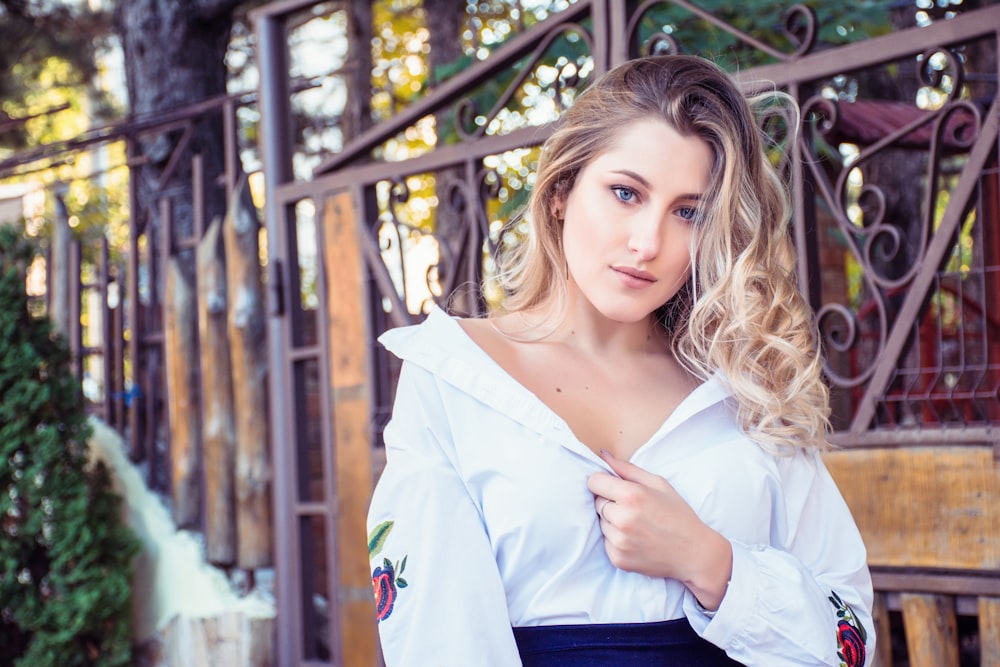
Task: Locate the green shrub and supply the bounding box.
[0,226,140,667]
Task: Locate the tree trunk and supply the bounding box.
[115,0,240,266]
[343,0,374,142]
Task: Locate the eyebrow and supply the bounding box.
[610,169,704,200]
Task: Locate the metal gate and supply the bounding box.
[254,2,1000,664]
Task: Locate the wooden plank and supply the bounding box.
[223,176,272,569]
[821,446,1000,570]
[245,614,275,667]
[323,191,377,666]
[871,592,892,667]
[207,614,240,667]
[197,216,236,565]
[980,596,1000,666]
[870,569,1000,597]
[900,593,959,667]
[161,612,274,667]
[164,257,201,528]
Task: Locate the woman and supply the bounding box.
[367,55,874,666]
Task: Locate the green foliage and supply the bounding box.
[632,0,895,69]
[372,0,427,121]
[0,226,140,667]
[0,1,115,152]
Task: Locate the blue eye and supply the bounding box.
[611,186,636,203]
[677,206,699,221]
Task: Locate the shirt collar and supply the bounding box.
[379,305,734,456]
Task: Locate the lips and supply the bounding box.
[612,266,657,288]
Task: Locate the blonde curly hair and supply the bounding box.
[492,55,830,453]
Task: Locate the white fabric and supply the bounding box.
[368,306,875,666]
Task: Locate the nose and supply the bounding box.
[626,214,662,262]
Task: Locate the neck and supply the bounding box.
[517,295,667,357]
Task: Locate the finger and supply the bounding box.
[598,518,625,547]
[593,496,609,518]
[599,499,622,526]
[587,471,630,500]
[599,448,668,488]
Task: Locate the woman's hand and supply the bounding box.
[587,448,733,611]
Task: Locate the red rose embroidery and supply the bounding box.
[829,591,868,667]
[368,522,407,623]
[371,555,408,623]
[837,619,866,667]
[372,560,397,622]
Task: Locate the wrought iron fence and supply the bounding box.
[3,0,997,663]
[256,1,1000,665]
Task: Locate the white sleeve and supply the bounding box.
[367,362,521,666]
[683,448,875,667]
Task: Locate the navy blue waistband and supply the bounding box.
[512,618,744,666]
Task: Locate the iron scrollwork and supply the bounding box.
[797,43,990,425]
[454,22,594,141]
[374,162,511,317]
[627,0,819,62]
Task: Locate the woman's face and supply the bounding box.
[558,117,713,325]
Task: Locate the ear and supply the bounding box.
[550,194,566,221]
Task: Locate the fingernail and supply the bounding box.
[599,448,612,458]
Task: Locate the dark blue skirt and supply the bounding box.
[513,618,745,666]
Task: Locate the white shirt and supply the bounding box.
[367,306,874,666]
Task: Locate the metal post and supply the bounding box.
[126,137,143,461]
[50,190,71,337]
[102,238,114,423]
[223,99,239,203]
[192,153,205,242]
[606,0,629,68]
[68,239,82,381]
[254,7,298,666]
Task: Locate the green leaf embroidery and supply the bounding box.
[368,520,394,558]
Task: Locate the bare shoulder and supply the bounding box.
[455,315,492,337]
[455,315,511,358]
[455,313,538,374]
[454,315,493,348]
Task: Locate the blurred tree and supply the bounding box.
[114,0,250,269]
[0,2,131,286]
[344,0,374,141]
[0,0,113,152]
[0,225,140,667]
